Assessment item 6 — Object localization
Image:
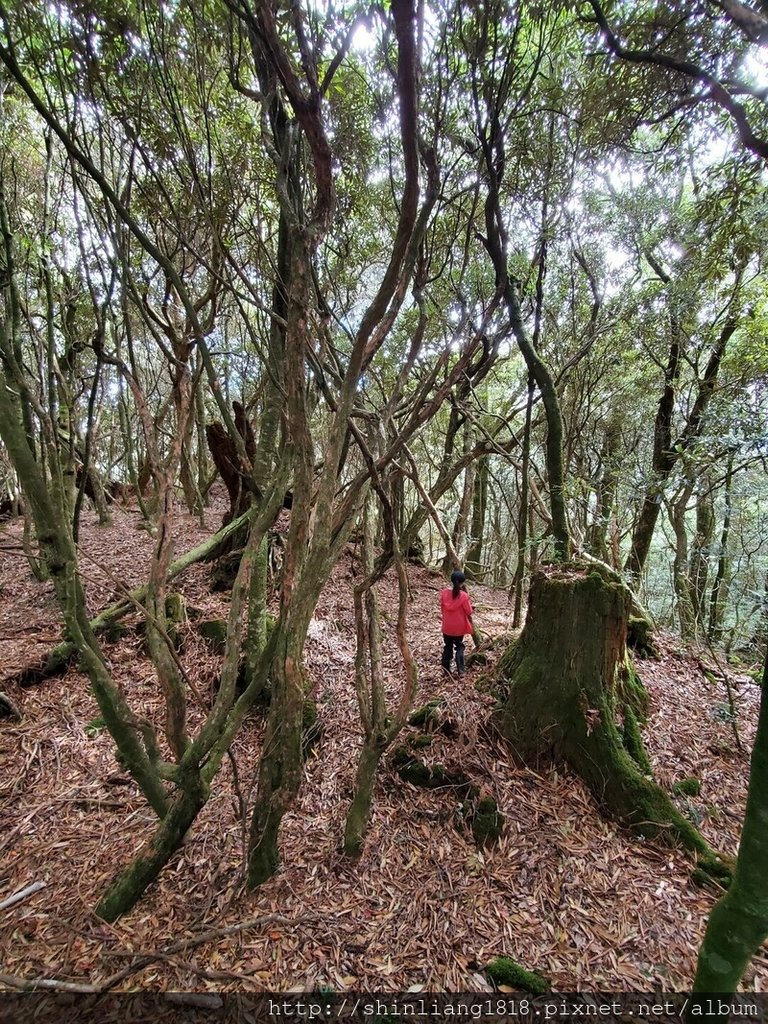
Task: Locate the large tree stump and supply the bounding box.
[492,565,727,877]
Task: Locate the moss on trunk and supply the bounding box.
[95,774,208,921]
[246,630,306,889]
[690,652,768,1001]
[343,741,384,856]
[492,566,726,876]
[627,615,661,659]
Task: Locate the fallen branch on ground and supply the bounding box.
[0,881,46,912]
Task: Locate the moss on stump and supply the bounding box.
[165,592,186,623]
[467,648,490,668]
[618,651,650,722]
[486,956,549,994]
[408,733,433,750]
[199,618,228,654]
[472,796,504,846]
[627,615,660,659]
[621,706,652,774]
[492,565,726,876]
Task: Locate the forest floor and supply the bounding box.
[0,491,766,995]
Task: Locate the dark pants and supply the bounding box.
[442,634,466,674]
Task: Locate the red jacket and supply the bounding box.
[441,588,473,636]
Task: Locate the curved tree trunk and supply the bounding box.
[493,566,726,875]
[247,623,309,887]
[690,648,768,1004]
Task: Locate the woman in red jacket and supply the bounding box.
[440,570,474,676]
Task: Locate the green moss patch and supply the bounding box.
[618,652,650,722]
[627,616,660,659]
[457,791,504,847]
[391,747,471,791]
[408,698,446,729]
[672,777,702,797]
[486,956,549,994]
[408,733,433,750]
[621,706,652,774]
[164,592,186,623]
[457,793,504,847]
[199,618,228,654]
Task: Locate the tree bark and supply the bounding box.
[344,492,418,855]
[465,454,488,580]
[95,774,207,922]
[690,648,768,1003]
[512,375,534,626]
[669,482,696,640]
[493,566,726,875]
[691,480,714,623]
[625,316,737,580]
[708,454,734,642]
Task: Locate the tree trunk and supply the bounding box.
[708,453,734,643]
[247,626,308,887]
[690,648,768,1004]
[493,566,726,874]
[344,741,384,856]
[511,375,534,626]
[587,415,620,564]
[669,482,696,640]
[344,494,418,855]
[465,454,488,580]
[448,422,476,570]
[625,316,737,581]
[691,477,714,630]
[95,486,287,919]
[94,776,208,922]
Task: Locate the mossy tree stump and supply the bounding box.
[492,566,726,876]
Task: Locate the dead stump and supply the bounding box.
[492,565,727,877]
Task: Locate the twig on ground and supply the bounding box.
[97,912,319,991]
[0,881,46,912]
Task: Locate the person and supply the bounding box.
[440,569,474,676]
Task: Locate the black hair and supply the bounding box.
[451,569,466,597]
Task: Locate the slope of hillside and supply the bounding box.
[0,501,764,993]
